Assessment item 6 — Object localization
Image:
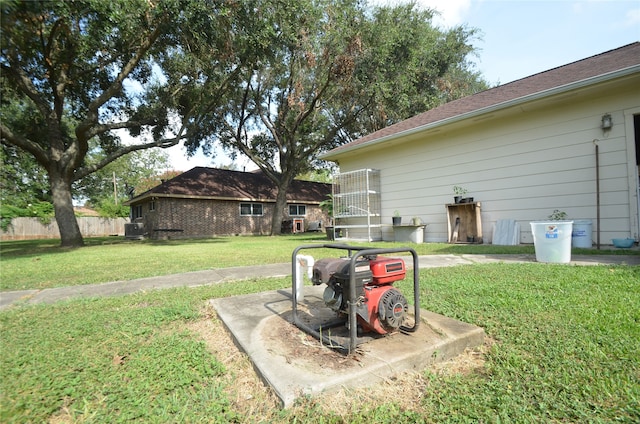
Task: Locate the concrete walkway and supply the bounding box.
[1,254,638,311]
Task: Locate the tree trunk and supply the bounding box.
[270,180,292,236]
[50,172,84,247]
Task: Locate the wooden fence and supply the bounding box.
[1,217,128,240]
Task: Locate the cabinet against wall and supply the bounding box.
[333,169,382,241]
[446,202,483,244]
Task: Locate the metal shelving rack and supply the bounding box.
[332,169,382,241]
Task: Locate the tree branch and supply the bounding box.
[43,17,72,121]
[0,64,53,120]
[73,134,183,181]
[75,21,166,143]
[292,74,330,136]
[255,78,282,152]
[0,123,49,166]
[84,118,159,140]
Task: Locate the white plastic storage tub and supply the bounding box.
[530,221,573,263]
[571,220,593,248]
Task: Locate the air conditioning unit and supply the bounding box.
[308,221,322,232]
[125,222,145,239]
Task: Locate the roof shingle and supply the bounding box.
[325,42,640,156]
[128,167,331,204]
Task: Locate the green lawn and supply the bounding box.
[1,237,639,422]
[1,235,635,291]
[1,235,327,291]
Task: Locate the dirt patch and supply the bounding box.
[260,309,365,371]
[294,339,493,419]
[47,397,74,424]
[188,301,491,419]
[432,338,492,377]
[185,304,281,419]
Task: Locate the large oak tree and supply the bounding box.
[2,0,487,243]
[0,0,256,246]
[182,0,488,234]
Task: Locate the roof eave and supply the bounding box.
[124,193,277,205]
[320,65,640,161]
[123,192,324,206]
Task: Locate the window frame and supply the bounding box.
[288,204,307,216]
[132,205,143,219]
[240,202,263,216]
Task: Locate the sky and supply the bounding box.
[165,0,640,172]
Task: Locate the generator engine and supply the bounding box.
[311,256,408,335]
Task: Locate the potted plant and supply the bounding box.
[392,210,402,226]
[319,194,333,223]
[412,216,421,225]
[547,209,568,220]
[320,194,336,240]
[453,185,467,204]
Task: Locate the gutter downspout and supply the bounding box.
[594,139,601,249]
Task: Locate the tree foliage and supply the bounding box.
[1,0,488,242]
[1,143,50,207]
[133,169,182,195]
[350,3,486,133]
[189,0,368,233]
[2,138,175,218]
[0,202,54,232]
[74,148,173,206]
[181,0,487,234]
[0,0,250,246]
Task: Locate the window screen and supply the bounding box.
[288,205,306,216]
[240,203,263,216]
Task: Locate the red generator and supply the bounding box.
[312,255,409,335]
[292,244,420,352]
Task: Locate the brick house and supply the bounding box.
[124,167,331,239]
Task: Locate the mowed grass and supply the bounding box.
[1,235,635,291]
[1,259,639,422]
[1,235,330,290]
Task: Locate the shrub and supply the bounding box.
[0,201,54,231]
[96,198,130,218]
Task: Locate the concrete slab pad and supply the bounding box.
[211,285,485,407]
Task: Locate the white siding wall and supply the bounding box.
[335,81,640,244]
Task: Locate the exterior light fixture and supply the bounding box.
[601,114,612,130]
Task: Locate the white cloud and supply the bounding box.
[369,0,472,27]
[571,1,585,14]
[415,0,472,27]
[165,143,258,172]
[623,7,640,27]
[164,144,214,172]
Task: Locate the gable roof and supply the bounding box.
[125,167,331,205]
[322,42,640,159]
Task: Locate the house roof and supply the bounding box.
[322,42,640,159]
[125,167,331,205]
[73,206,100,216]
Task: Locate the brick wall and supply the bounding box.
[141,198,328,239]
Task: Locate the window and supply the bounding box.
[240,203,263,216]
[149,200,155,211]
[132,205,143,219]
[288,204,306,216]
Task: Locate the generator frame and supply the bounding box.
[291,244,420,353]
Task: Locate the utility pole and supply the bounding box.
[113,171,118,205]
